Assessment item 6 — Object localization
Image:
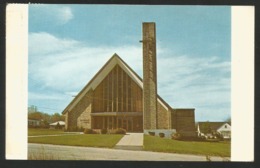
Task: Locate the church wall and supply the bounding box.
[76,103,92,129]
[67,89,93,130]
[64,112,68,130]
[157,101,170,129]
[171,109,196,136]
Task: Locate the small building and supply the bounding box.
[49,121,65,129]
[28,119,41,127]
[197,122,231,139]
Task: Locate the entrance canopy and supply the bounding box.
[91,112,143,117]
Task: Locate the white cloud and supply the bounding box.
[29,32,231,121]
[29,32,80,57]
[29,32,142,93]
[156,54,230,121]
[28,92,64,100]
[30,5,73,25]
[56,7,73,24]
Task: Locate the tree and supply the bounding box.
[41,119,49,128]
[28,111,42,120]
[225,117,231,123]
[28,105,38,113]
[42,113,51,123]
[204,121,212,134]
[28,105,65,128]
[51,113,65,122]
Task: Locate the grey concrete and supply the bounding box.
[114,133,143,150]
[28,143,230,161]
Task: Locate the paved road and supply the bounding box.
[28,143,229,161]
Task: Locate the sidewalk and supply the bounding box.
[114,133,143,150]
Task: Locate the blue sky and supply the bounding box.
[28,4,231,121]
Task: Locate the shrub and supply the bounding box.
[183,136,203,141]
[206,139,220,142]
[198,135,206,141]
[84,128,97,134]
[214,132,224,141]
[172,132,182,140]
[159,133,165,138]
[112,128,126,134]
[148,131,155,136]
[100,128,108,134]
[66,126,85,132]
[79,127,84,132]
[69,126,78,132]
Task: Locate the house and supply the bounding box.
[28,119,41,127]
[197,122,231,139]
[49,121,65,129]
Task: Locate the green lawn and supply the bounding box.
[144,135,230,157]
[28,134,124,148]
[28,128,68,136]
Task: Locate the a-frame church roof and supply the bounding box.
[62,53,172,114]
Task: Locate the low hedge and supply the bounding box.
[100,128,108,134]
[111,128,126,134]
[172,133,182,140]
[84,128,97,134]
[159,133,165,138]
[148,131,155,136]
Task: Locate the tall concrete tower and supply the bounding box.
[142,22,158,130]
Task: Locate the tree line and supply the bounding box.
[28,105,65,128]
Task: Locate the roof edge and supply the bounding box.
[62,54,119,114]
[62,53,172,114]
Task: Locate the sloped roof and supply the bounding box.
[50,121,65,126]
[62,53,172,114]
[198,122,231,133]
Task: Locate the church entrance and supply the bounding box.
[92,116,143,132]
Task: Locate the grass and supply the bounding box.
[143,135,231,157]
[28,128,67,136]
[28,134,124,148]
[28,146,61,160]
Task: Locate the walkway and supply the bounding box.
[114,133,143,150]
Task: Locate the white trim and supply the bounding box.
[157,98,168,111]
[118,61,143,88]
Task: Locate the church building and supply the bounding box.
[62,23,196,136]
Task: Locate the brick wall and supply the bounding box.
[171,109,196,136]
[77,103,92,129]
[142,22,158,129]
[64,113,68,130]
[67,89,93,130]
[157,101,170,129]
